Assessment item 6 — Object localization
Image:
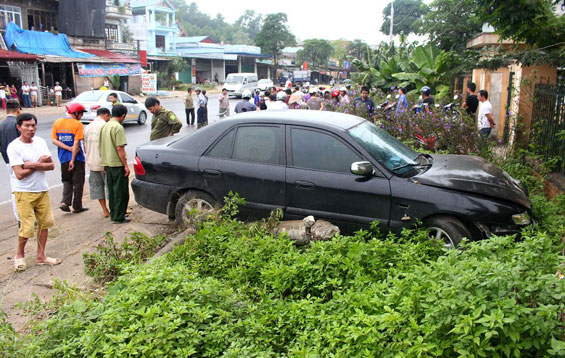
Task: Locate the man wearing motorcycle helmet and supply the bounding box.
[268,91,289,110]
[51,103,88,213]
[420,86,434,114]
[307,87,324,110]
[339,87,351,105]
[235,90,258,113]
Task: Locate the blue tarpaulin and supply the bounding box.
[4,22,94,58]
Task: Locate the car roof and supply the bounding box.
[77,90,127,96]
[221,110,365,130]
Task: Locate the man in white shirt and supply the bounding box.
[54,81,63,107]
[7,113,60,271]
[84,107,111,218]
[267,91,289,110]
[477,89,495,139]
[21,81,31,108]
[30,81,39,107]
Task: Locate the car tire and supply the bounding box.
[175,191,216,228]
[423,216,472,249]
[137,111,147,125]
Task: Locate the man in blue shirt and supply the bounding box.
[354,86,376,120]
[51,103,88,213]
[396,87,409,114]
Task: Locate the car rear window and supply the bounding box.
[207,129,235,159]
[232,126,280,164]
[74,92,104,102]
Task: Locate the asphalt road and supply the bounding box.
[0,93,241,203]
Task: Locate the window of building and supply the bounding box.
[105,24,119,42]
[0,5,22,31]
[26,9,56,31]
[155,35,165,49]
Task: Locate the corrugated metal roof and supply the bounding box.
[0,49,38,61]
[176,36,212,43]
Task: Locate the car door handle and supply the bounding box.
[294,180,315,190]
[203,169,222,178]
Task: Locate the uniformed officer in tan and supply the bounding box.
[145,97,182,141]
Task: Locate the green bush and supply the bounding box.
[6,213,563,357]
[2,154,564,357]
[83,232,169,284]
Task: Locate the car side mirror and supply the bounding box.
[351,161,374,176]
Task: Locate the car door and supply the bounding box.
[118,92,139,121]
[285,126,391,232]
[198,124,286,219]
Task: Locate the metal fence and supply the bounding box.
[531,82,565,174]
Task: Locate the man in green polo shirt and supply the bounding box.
[146,97,182,141]
[99,104,130,224]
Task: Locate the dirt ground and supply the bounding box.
[0,176,177,331]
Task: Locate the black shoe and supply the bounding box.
[112,218,131,224]
[59,204,71,212]
[73,207,89,213]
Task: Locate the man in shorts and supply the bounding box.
[84,107,111,218]
[52,103,88,213]
[8,113,60,271]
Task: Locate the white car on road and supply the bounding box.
[257,79,274,91]
[70,90,148,125]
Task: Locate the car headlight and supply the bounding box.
[512,212,531,225]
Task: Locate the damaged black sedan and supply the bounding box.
[132,111,532,248]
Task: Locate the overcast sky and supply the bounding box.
[191,0,416,46]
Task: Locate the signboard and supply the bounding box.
[141,73,157,93]
[77,63,142,77]
[139,50,147,67]
[343,60,351,70]
[303,62,308,70]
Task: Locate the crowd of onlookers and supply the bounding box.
[0,81,66,110]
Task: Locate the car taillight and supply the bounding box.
[90,105,101,111]
[133,156,146,175]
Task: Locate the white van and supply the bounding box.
[224,73,258,98]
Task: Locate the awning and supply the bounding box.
[147,56,175,61]
[0,49,38,62]
[79,49,140,64]
[40,55,113,64]
[4,22,94,58]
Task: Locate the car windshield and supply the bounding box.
[225,76,244,84]
[348,121,419,173]
[74,92,104,102]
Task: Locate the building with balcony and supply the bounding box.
[128,0,178,60]
[105,0,137,56]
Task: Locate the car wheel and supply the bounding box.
[423,216,472,249]
[175,191,216,228]
[137,111,147,125]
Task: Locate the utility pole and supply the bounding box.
[389,1,394,44]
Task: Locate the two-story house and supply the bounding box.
[128,0,178,71]
[105,0,137,56]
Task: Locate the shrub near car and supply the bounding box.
[132,111,532,247]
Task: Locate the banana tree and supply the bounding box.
[392,43,454,98]
[350,43,460,99]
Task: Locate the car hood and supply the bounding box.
[413,154,531,209]
[224,83,242,90]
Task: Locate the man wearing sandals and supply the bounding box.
[7,113,61,271]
